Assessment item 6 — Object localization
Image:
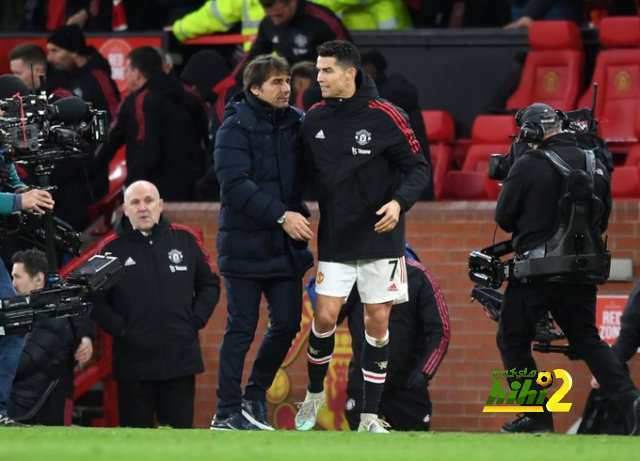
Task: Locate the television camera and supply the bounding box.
[468,242,576,358]
[488,84,609,181]
[0,254,122,335]
[0,85,119,334]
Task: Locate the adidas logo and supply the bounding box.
[315,130,325,139]
[273,35,279,44]
[387,283,398,292]
[124,257,136,267]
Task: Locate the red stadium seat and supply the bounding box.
[577,17,640,144]
[624,144,640,167]
[422,110,455,200]
[507,21,584,112]
[611,166,640,198]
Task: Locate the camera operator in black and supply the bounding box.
[495,102,640,434]
[0,75,56,427]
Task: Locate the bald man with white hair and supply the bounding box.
[91,180,220,428]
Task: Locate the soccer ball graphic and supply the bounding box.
[536,371,553,388]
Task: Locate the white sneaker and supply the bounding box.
[294,390,326,431]
[357,414,391,433]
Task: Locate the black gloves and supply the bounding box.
[405,368,429,390]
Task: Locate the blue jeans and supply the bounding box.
[0,263,22,416]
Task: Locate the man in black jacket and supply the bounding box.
[295,40,429,433]
[495,103,640,435]
[212,55,314,431]
[338,248,450,430]
[8,249,93,426]
[91,180,220,428]
[95,46,208,202]
[45,25,121,226]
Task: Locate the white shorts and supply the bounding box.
[315,257,409,305]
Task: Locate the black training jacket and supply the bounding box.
[91,214,220,381]
[302,72,430,262]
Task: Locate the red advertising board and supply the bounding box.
[596,295,628,345]
[0,34,164,98]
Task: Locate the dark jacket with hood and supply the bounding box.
[95,72,208,201]
[214,92,313,279]
[302,72,430,262]
[90,214,220,381]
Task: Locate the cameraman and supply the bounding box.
[494,102,640,434]
[0,74,55,427]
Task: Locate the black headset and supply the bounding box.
[515,105,564,144]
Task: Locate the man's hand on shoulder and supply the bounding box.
[374,200,401,233]
[21,189,54,214]
[281,211,314,241]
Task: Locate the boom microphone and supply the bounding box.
[46,97,88,123]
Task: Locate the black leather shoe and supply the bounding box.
[242,399,274,431]
[210,412,261,431]
[501,414,554,433]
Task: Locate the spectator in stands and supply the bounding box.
[7,249,93,426]
[91,180,220,428]
[211,55,313,431]
[322,246,450,430]
[46,25,120,121]
[94,46,207,201]
[360,50,433,200]
[0,74,56,428]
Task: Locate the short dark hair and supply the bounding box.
[9,43,47,68]
[259,0,289,8]
[243,55,290,96]
[360,50,387,78]
[317,40,360,71]
[291,61,316,82]
[127,46,164,79]
[12,249,48,279]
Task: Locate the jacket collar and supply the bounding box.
[325,70,380,112]
[116,213,170,240]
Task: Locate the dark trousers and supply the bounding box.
[345,386,432,431]
[217,277,302,415]
[497,281,639,418]
[117,375,195,428]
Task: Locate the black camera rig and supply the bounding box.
[0,254,122,335]
[0,83,116,334]
[0,91,108,165]
[470,284,576,358]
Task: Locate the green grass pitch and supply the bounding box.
[1,427,638,461]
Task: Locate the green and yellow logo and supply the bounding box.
[482,368,572,413]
